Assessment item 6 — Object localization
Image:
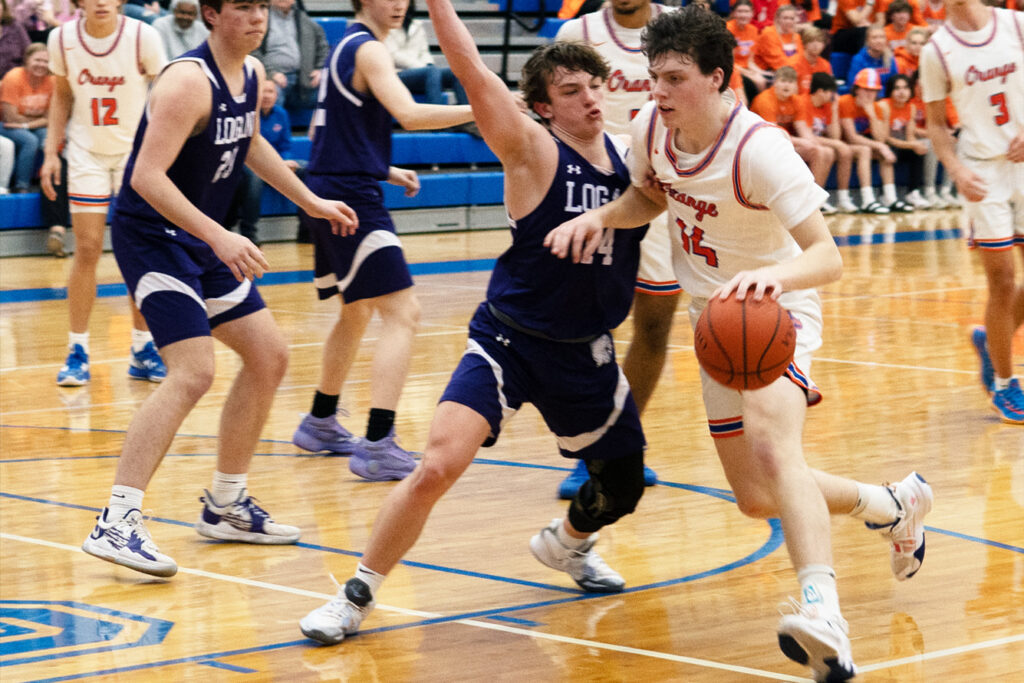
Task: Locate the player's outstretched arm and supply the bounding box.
[131,62,269,282]
[425,0,539,165]
[356,41,473,130]
[544,185,662,263]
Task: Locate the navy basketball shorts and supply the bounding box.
[301,174,414,304]
[440,304,646,460]
[111,216,266,349]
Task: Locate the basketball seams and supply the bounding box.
[694,297,795,391]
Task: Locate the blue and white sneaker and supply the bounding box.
[866,472,933,581]
[300,576,376,644]
[970,326,995,395]
[778,602,856,682]
[991,378,1024,425]
[348,429,417,481]
[128,341,166,383]
[557,459,658,500]
[56,344,90,386]
[81,507,177,577]
[292,413,357,455]
[195,490,300,544]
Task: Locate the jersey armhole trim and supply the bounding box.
[732,121,776,211]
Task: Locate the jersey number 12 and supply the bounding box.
[90,98,118,126]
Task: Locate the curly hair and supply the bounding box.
[519,41,610,111]
[642,6,735,93]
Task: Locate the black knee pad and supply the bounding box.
[567,452,646,533]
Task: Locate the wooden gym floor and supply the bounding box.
[0,209,1021,681]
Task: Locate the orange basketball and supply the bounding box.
[693,296,796,390]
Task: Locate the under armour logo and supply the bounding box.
[164,228,177,236]
[496,334,510,347]
[567,164,581,175]
[219,103,228,112]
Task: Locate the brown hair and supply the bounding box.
[24,42,48,62]
[519,41,609,111]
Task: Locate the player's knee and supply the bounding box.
[174,361,216,401]
[568,452,645,533]
[732,486,775,519]
[409,452,460,500]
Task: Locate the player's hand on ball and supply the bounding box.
[715,270,783,302]
[213,230,269,282]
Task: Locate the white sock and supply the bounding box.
[108,485,144,520]
[209,471,248,507]
[797,564,841,618]
[555,518,591,550]
[354,563,386,597]
[837,189,852,205]
[994,376,1012,392]
[860,186,876,204]
[923,185,937,197]
[849,482,900,525]
[882,183,898,204]
[69,332,89,355]
[131,328,154,353]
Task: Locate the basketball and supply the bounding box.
[693,296,796,390]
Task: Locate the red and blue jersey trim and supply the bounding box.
[664,102,742,177]
[636,279,682,294]
[733,121,781,210]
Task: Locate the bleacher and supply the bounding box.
[0,0,556,256]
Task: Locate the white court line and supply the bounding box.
[0,532,806,682]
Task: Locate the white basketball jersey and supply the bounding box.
[629,95,828,300]
[919,8,1024,161]
[554,5,668,136]
[48,16,166,155]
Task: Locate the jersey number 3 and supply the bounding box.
[990,92,1009,126]
[90,98,118,126]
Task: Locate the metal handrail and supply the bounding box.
[500,0,547,82]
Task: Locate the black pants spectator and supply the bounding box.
[895,147,924,193]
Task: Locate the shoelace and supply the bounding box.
[238,496,272,525]
[136,346,163,368]
[320,574,356,618]
[999,381,1024,413]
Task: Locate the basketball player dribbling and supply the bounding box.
[553,0,673,497]
[546,9,933,681]
[298,0,651,645]
[80,0,358,578]
[919,0,1024,424]
[42,0,168,387]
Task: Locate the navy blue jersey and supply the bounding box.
[116,42,259,235]
[486,134,648,341]
[307,23,390,180]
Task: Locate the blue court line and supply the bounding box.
[483,615,544,627]
[196,660,257,673]
[0,228,963,306]
[927,526,1024,554]
[20,521,786,682]
[0,258,497,305]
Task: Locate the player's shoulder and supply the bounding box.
[554,16,584,42]
[244,55,266,80]
[134,18,161,39]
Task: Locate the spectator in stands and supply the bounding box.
[252,0,328,112]
[875,0,925,26]
[0,134,13,193]
[802,72,874,213]
[786,25,832,94]
[883,1,920,52]
[122,0,166,25]
[728,0,767,101]
[0,0,30,78]
[152,0,207,60]
[751,65,837,213]
[843,25,893,94]
[753,4,802,74]
[750,0,778,31]
[839,68,910,213]
[385,0,468,108]
[290,0,474,477]
[225,79,303,245]
[921,0,945,30]
[790,0,822,27]
[911,74,959,208]
[893,26,927,74]
[830,0,872,56]
[11,0,75,42]
[876,72,929,208]
[1,42,50,193]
